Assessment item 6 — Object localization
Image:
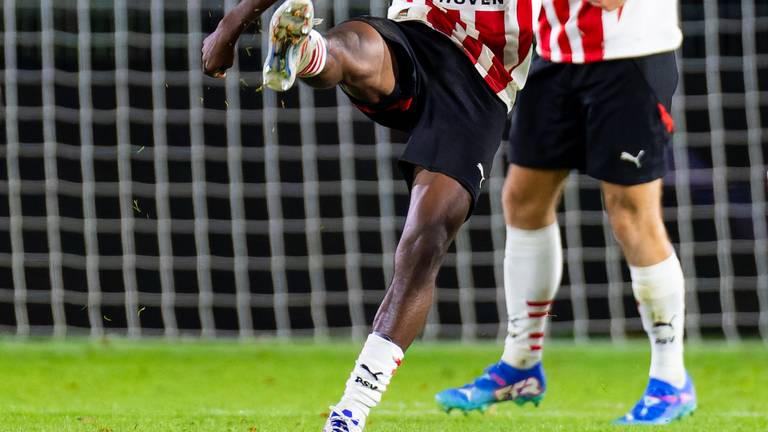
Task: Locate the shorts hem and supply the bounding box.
[587,169,667,186]
[507,158,580,171]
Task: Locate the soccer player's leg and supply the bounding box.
[435,166,568,413]
[263,0,395,105]
[603,180,696,424]
[324,169,471,432]
[436,57,578,413]
[323,22,509,430]
[581,51,695,424]
[318,18,507,431]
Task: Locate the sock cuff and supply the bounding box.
[629,252,680,280]
[505,222,560,251]
[297,30,327,78]
[360,333,404,366]
[630,253,684,300]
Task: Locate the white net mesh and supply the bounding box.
[0,0,766,341]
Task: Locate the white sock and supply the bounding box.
[297,30,327,77]
[630,253,687,388]
[501,223,563,369]
[334,333,404,429]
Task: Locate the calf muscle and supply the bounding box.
[373,169,470,350]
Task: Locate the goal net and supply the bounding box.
[1,0,766,342]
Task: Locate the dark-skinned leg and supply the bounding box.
[328,167,471,429]
[372,167,471,350]
[301,21,397,104]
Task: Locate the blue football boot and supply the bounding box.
[615,374,697,425]
[436,361,546,413]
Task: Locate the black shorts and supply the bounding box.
[507,52,679,185]
[345,17,508,217]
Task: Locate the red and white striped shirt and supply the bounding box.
[388,0,541,110]
[537,0,682,64]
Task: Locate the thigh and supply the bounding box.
[323,19,398,104]
[580,52,679,185]
[397,23,508,219]
[339,17,422,132]
[507,57,587,171]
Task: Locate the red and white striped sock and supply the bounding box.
[524,300,553,352]
[503,299,554,369]
[297,30,327,78]
[500,223,562,369]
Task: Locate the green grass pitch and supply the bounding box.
[1,339,766,431]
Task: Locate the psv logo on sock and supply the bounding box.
[354,376,378,391]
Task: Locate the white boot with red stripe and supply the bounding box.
[263,0,328,92]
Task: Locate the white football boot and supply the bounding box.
[263,0,325,91]
[321,406,364,432]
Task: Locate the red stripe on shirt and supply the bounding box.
[476,10,507,63]
[578,4,604,62]
[515,0,534,69]
[484,67,511,93]
[425,1,463,35]
[537,7,552,59]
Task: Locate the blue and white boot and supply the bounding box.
[615,374,697,425]
[435,361,546,413]
[263,0,326,91]
[322,407,363,432]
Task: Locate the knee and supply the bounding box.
[502,180,556,229]
[604,190,661,247]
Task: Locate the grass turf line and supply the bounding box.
[0,339,766,431]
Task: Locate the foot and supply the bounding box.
[322,407,364,432]
[263,0,315,91]
[614,374,697,425]
[435,361,546,413]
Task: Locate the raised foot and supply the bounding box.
[263,0,315,91]
[271,3,312,44]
